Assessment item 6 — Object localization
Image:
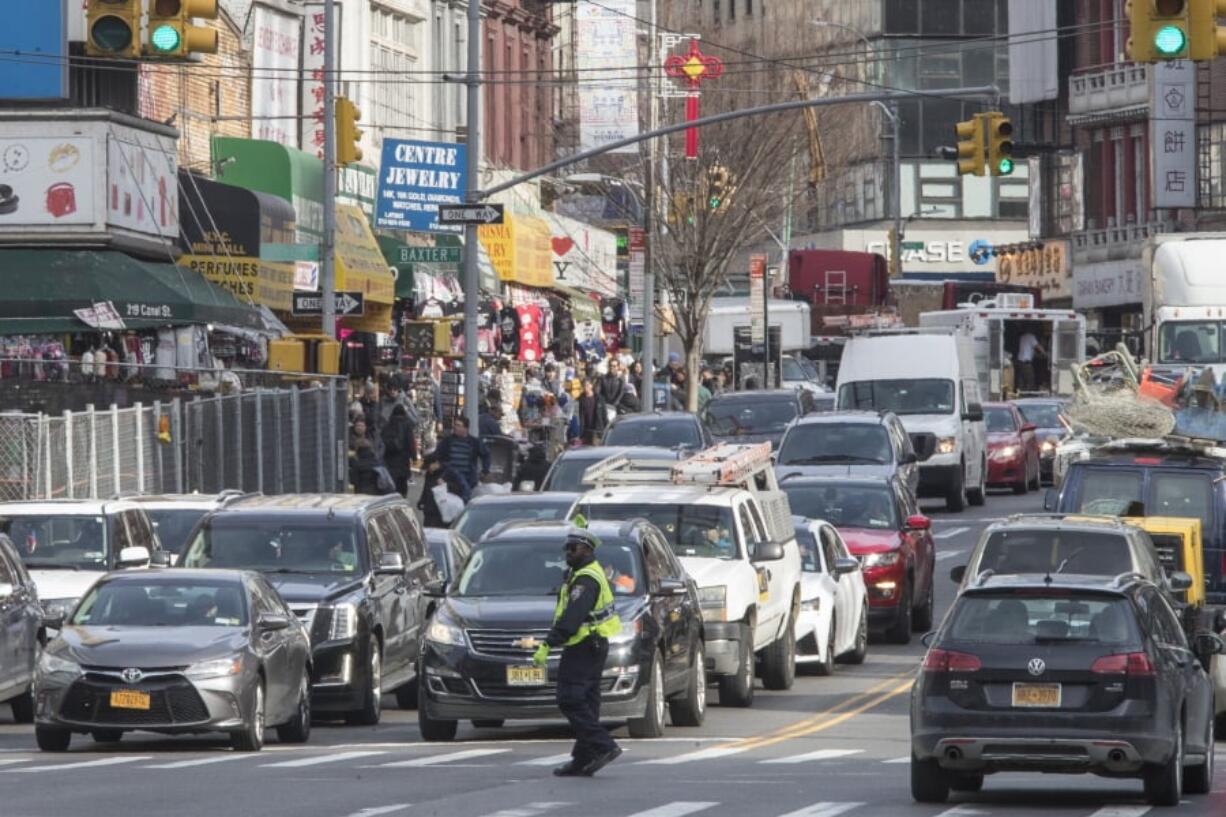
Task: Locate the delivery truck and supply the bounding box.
[1141,234,1226,378]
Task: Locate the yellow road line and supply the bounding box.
[744,679,914,751]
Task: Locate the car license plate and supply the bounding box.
[1011,682,1061,708]
[109,690,151,710]
[506,666,546,687]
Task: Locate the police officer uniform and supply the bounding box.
[533,529,623,777]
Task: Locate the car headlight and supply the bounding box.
[426,616,466,647]
[328,603,357,641]
[1041,438,1057,454]
[861,551,901,568]
[800,597,821,612]
[697,586,727,622]
[993,445,1019,459]
[609,617,642,645]
[41,598,78,622]
[936,436,957,455]
[185,656,244,680]
[37,651,81,678]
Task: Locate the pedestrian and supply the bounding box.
[382,403,417,496]
[531,528,623,777]
[348,417,370,454]
[417,455,447,528]
[515,444,550,491]
[597,359,627,421]
[359,380,381,434]
[478,401,502,437]
[669,370,688,411]
[349,438,383,495]
[576,379,606,444]
[434,416,490,501]
[1016,330,1046,391]
[628,360,645,396]
[542,362,561,397]
[696,368,713,410]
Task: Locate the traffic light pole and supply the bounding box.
[321,0,337,340]
[462,0,482,434]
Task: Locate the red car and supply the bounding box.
[781,475,935,645]
[983,402,1040,494]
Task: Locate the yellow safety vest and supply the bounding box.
[553,560,622,647]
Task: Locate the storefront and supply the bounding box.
[1072,256,1145,356]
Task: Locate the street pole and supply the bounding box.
[640,5,658,413]
[461,0,482,433]
[872,101,902,279]
[321,0,337,339]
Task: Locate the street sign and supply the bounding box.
[749,254,767,344]
[398,245,462,264]
[291,290,365,317]
[438,203,504,225]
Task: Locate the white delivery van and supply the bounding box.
[835,330,987,512]
[701,297,811,357]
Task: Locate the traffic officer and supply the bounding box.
[532,526,623,777]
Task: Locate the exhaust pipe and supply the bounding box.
[1107,749,1126,764]
[944,746,963,762]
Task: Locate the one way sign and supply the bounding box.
[438,203,504,225]
[292,290,365,317]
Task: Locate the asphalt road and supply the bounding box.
[0,489,1221,817]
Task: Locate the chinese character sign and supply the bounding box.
[576,0,639,153]
[1150,61,1195,209]
[300,5,339,159]
[251,6,301,147]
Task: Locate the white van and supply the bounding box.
[835,331,987,512]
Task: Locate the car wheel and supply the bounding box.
[949,772,984,793]
[1143,720,1182,806]
[231,680,266,752]
[276,673,312,744]
[91,729,122,743]
[910,753,949,803]
[34,725,71,752]
[814,616,835,677]
[395,676,418,710]
[346,636,382,726]
[967,459,986,506]
[416,674,458,742]
[471,719,504,729]
[717,623,754,708]
[628,651,666,738]
[886,582,912,645]
[946,466,966,513]
[1216,711,1226,741]
[1028,458,1041,491]
[761,613,796,691]
[839,603,869,665]
[1011,475,1027,495]
[913,580,934,632]
[9,688,34,724]
[1185,714,1214,795]
[668,642,706,727]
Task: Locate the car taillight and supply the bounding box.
[922,648,981,672]
[1090,652,1155,677]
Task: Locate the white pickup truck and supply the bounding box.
[576,444,802,707]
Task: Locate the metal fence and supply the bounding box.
[0,383,347,501]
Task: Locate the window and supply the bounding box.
[374,512,408,564]
[984,406,1018,433]
[1150,472,1214,533]
[124,511,155,551]
[392,506,425,562]
[1159,321,1221,364]
[820,526,842,572]
[0,550,13,584]
[1075,469,1144,516]
[1145,589,1187,648]
[642,536,669,591]
[946,593,1140,646]
[364,518,386,568]
[745,504,768,543]
[885,0,919,34]
[729,0,735,20]
[745,0,752,15]
[713,0,721,25]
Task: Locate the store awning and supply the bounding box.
[554,284,601,323]
[0,249,266,334]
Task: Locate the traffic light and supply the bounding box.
[86,0,142,59]
[984,112,1015,176]
[707,165,730,211]
[954,114,985,176]
[1126,0,1190,62]
[668,193,694,226]
[335,97,364,166]
[145,0,219,58]
[1188,0,1226,60]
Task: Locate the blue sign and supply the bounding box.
[968,239,993,266]
[374,138,467,234]
[0,0,67,100]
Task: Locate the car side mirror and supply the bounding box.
[0,582,12,600]
[1168,571,1193,592]
[149,551,171,567]
[963,403,984,423]
[949,565,966,584]
[1043,487,1059,512]
[423,578,448,597]
[920,631,937,647]
[258,613,291,632]
[1193,632,1225,657]
[905,514,931,531]
[833,557,860,576]
[751,541,786,562]
[1021,423,1037,433]
[376,552,406,575]
[118,546,151,568]
[655,577,688,596]
[901,452,918,464]
[42,612,64,630]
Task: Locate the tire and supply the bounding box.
[9,688,34,724]
[417,677,458,742]
[967,459,986,506]
[91,729,123,743]
[949,772,984,793]
[668,642,706,727]
[945,466,966,513]
[346,636,382,726]
[276,673,312,744]
[471,719,504,729]
[1185,715,1214,795]
[395,676,418,710]
[911,753,949,803]
[838,604,869,665]
[913,578,934,632]
[1216,711,1226,742]
[1143,720,1182,807]
[814,617,835,677]
[761,614,796,691]
[717,624,754,708]
[886,582,913,645]
[34,725,71,752]
[1011,477,1027,495]
[231,680,266,752]
[628,652,666,738]
[1028,458,1041,491]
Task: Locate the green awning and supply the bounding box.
[555,284,601,323]
[0,249,265,334]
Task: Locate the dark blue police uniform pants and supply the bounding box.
[556,636,617,763]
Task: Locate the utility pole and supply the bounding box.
[640,6,659,413]
[321,0,337,339]
[461,0,482,433]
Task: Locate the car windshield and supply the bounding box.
[181,519,362,574]
[145,509,208,553]
[1016,403,1065,429]
[839,378,955,415]
[945,593,1139,646]
[580,503,738,560]
[811,395,836,413]
[973,529,1135,577]
[455,498,573,542]
[704,399,798,435]
[0,514,109,571]
[795,528,823,573]
[455,540,643,597]
[782,358,806,381]
[71,579,248,628]
[603,419,701,448]
[984,407,1017,433]
[427,538,449,578]
[1073,469,1144,517]
[782,484,898,530]
[777,423,891,465]
[799,358,820,380]
[1159,321,1221,364]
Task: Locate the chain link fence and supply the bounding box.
[0,382,346,501]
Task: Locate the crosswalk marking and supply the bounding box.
[881,756,909,764]
[0,759,30,767]
[775,803,864,817]
[934,527,969,540]
[934,551,964,561]
[516,753,574,767]
[760,749,863,765]
[619,803,718,817]
[262,750,385,768]
[146,755,244,769]
[637,746,748,765]
[7,756,151,773]
[477,802,569,817]
[1087,808,1151,817]
[377,748,510,768]
[340,806,411,817]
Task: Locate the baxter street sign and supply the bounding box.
[438,203,505,225]
[292,290,365,317]
[399,246,462,264]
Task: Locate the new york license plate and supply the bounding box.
[109,690,151,710]
[506,666,546,687]
[1011,682,1061,708]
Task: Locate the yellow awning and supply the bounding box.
[478,213,554,288]
[335,204,396,306]
[179,255,295,312]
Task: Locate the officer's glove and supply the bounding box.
[532,643,551,667]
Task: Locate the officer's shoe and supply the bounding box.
[552,759,586,777]
[581,746,623,776]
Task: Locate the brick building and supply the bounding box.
[483,0,558,171]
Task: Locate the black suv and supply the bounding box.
[418,519,706,741]
[702,389,813,449]
[178,494,431,724]
[602,412,712,450]
[911,573,1221,806]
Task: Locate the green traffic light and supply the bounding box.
[998,158,1014,175]
[91,17,134,52]
[150,24,181,53]
[1154,24,1187,57]
[709,196,721,210]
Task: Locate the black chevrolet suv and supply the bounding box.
[418,519,706,741]
[911,573,1222,806]
[178,494,431,724]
